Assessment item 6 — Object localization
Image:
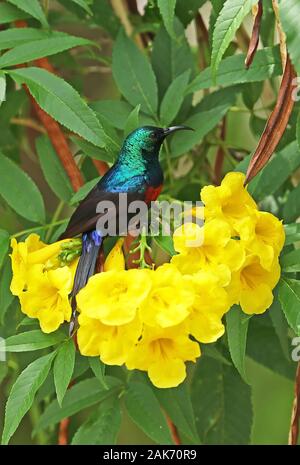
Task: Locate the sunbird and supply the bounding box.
[60,125,193,334]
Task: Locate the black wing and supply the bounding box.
[60,177,147,239]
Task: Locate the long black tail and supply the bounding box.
[69,231,103,335]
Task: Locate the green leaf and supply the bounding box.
[0,73,6,107]
[152,19,194,100]
[71,0,92,15]
[4,330,66,352]
[34,377,122,434]
[71,398,121,445]
[36,135,73,203]
[278,0,300,75]
[152,235,176,256]
[89,357,108,390]
[124,381,173,445]
[0,259,14,325]
[90,100,134,130]
[226,305,250,383]
[283,184,300,223]
[0,151,45,223]
[0,3,29,24]
[70,178,99,205]
[9,67,105,148]
[246,141,300,201]
[0,362,8,385]
[1,352,55,445]
[175,0,206,26]
[281,249,300,272]
[278,278,300,335]
[211,0,258,79]
[247,314,295,379]
[0,230,9,270]
[154,383,199,444]
[124,104,140,137]
[284,223,300,245]
[54,338,76,406]
[160,70,190,127]
[191,357,253,444]
[170,87,238,157]
[186,46,282,93]
[0,28,52,51]
[269,295,290,361]
[7,0,48,28]
[0,33,93,69]
[112,30,158,116]
[71,136,114,164]
[157,0,177,38]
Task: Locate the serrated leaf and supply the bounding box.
[186,46,282,93]
[34,377,122,434]
[0,151,45,223]
[278,0,300,76]
[89,357,108,390]
[0,3,29,24]
[278,278,300,335]
[7,0,48,28]
[112,30,158,116]
[36,135,73,203]
[154,383,200,444]
[152,19,194,101]
[70,178,99,205]
[1,352,55,445]
[0,34,93,69]
[226,305,250,383]
[0,230,9,270]
[124,104,140,137]
[54,338,76,406]
[160,70,190,127]
[191,357,252,444]
[71,136,114,164]
[0,28,52,51]
[211,0,258,79]
[4,330,66,352]
[9,67,105,148]
[71,398,121,445]
[157,0,177,38]
[124,381,173,445]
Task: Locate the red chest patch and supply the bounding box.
[145,185,163,204]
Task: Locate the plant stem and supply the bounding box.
[45,200,65,242]
[12,219,67,239]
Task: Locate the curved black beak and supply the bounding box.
[163,125,194,137]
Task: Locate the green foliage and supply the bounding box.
[53,338,76,406]
[191,356,253,444]
[278,0,300,75]
[226,306,250,383]
[0,151,45,223]
[125,381,173,444]
[4,330,66,352]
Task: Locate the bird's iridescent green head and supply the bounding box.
[121,125,193,159]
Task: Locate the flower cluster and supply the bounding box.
[10,234,80,333]
[10,172,285,389]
